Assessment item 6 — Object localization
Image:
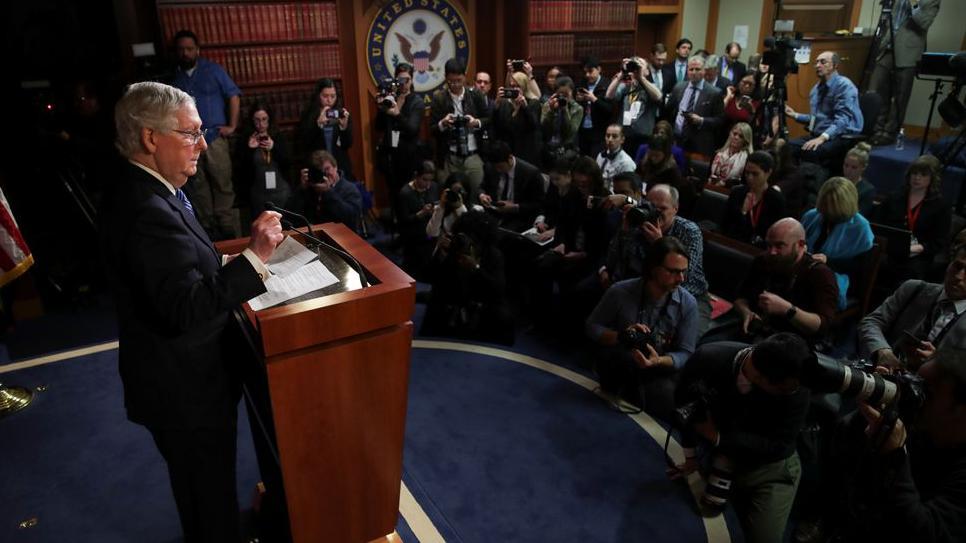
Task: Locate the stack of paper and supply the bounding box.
[247,236,339,311]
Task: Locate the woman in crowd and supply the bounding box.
[397,160,441,280]
[540,76,584,148]
[709,122,753,187]
[634,120,686,174]
[297,77,353,178]
[874,154,952,280]
[842,142,876,217]
[801,177,875,309]
[235,102,294,217]
[723,151,787,246]
[723,74,760,132]
[637,134,682,190]
[494,64,543,166]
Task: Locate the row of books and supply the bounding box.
[529,0,637,32]
[205,43,342,87]
[529,32,635,65]
[240,85,316,125]
[159,2,339,46]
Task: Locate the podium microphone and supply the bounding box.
[264,202,370,288]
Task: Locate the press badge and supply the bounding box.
[391,130,400,148]
[265,171,277,190]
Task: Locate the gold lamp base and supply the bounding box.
[0,383,33,418]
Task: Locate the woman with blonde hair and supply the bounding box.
[493,62,544,165]
[801,176,874,309]
[709,122,753,186]
[842,142,876,216]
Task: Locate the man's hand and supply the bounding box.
[599,269,612,288]
[417,203,433,218]
[812,253,828,264]
[909,340,937,368]
[631,343,663,369]
[641,221,663,242]
[441,113,455,129]
[479,193,493,207]
[859,403,907,454]
[874,348,902,373]
[463,114,480,129]
[667,456,699,480]
[802,135,827,151]
[248,211,284,263]
[741,311,763,334]
[495,200,519,213]
[219,125,236,137]
[784,105,797,118]
[758,290,792,316]
[686,112,703,125]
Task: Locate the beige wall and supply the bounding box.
[681,0,710,52]
[685,0,964,127]
[713,0,765,58]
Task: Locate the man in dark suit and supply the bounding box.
[576,56,613,158]
[665,56,725,157]
[703,55,731,95]
[667,38,694,91]
[103,81,284,542]
[651,43,674,99]
[719,42,747,85]
[430,58,491,203]
[479,141,545,232]
[868,0,941,145]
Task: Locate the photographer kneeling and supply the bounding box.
[817,349,966,543]
[672,333,812,543]
[586,236,698,420]
[421,211,514,345]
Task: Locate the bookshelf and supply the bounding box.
[524,0,637,68]
[156,1,344,127]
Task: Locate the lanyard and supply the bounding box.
[749,196,765,228]
[907,200,924,232]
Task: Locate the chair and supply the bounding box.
[353,180,376,238]
[834,235,886,325]
[689,187,729,229]
[843,91,883,144]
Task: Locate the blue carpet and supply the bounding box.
[402,344,733,542]
[0,350,416,542]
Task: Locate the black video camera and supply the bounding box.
[762,36,804,78]
[511,59,526,72]
[622,60,641,76]
[618,326,657,353]
[626,200,660,228]
[377,77,401,107]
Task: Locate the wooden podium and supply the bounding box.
[218,223,415,543]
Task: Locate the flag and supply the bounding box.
[0,187,33,288]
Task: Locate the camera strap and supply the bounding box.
[637,281,674,349]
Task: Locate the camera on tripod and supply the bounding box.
[762,35,805,78]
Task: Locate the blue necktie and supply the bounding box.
[176,188,194,214]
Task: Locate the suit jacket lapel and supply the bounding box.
[133,166,220,262]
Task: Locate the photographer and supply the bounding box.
[375,63,426,207]
[479,141,545,233]
[298,78,354,179]
[430,58,490,204]
[421,211,514,345]
[397,160,440,280]
[299,150,362,231]
[576,56,613,158]
[540,76,584,149]
[493,62,543,166]
[586,236,699,420]
[858,243,966,371]
[427,172,473,252]
[605,56,664,156]
[235,102,294,217]
[671,333,811,542]
[819,349,966,543]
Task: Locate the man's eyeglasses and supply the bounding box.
[170,128,210,146]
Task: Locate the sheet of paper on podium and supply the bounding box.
[248,236,340,311]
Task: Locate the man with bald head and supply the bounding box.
[103,81,283,541]
[733,218,839,342]
[784,51,862,171]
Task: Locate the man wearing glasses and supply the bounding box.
[784,51,862,172]
[171,29,242,240]
[103,82,283,542]
[586,236,699,422]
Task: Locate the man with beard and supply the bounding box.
[733,218,839,343]
[171,29,241,240]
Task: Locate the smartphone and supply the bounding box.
[577,87,588,94]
